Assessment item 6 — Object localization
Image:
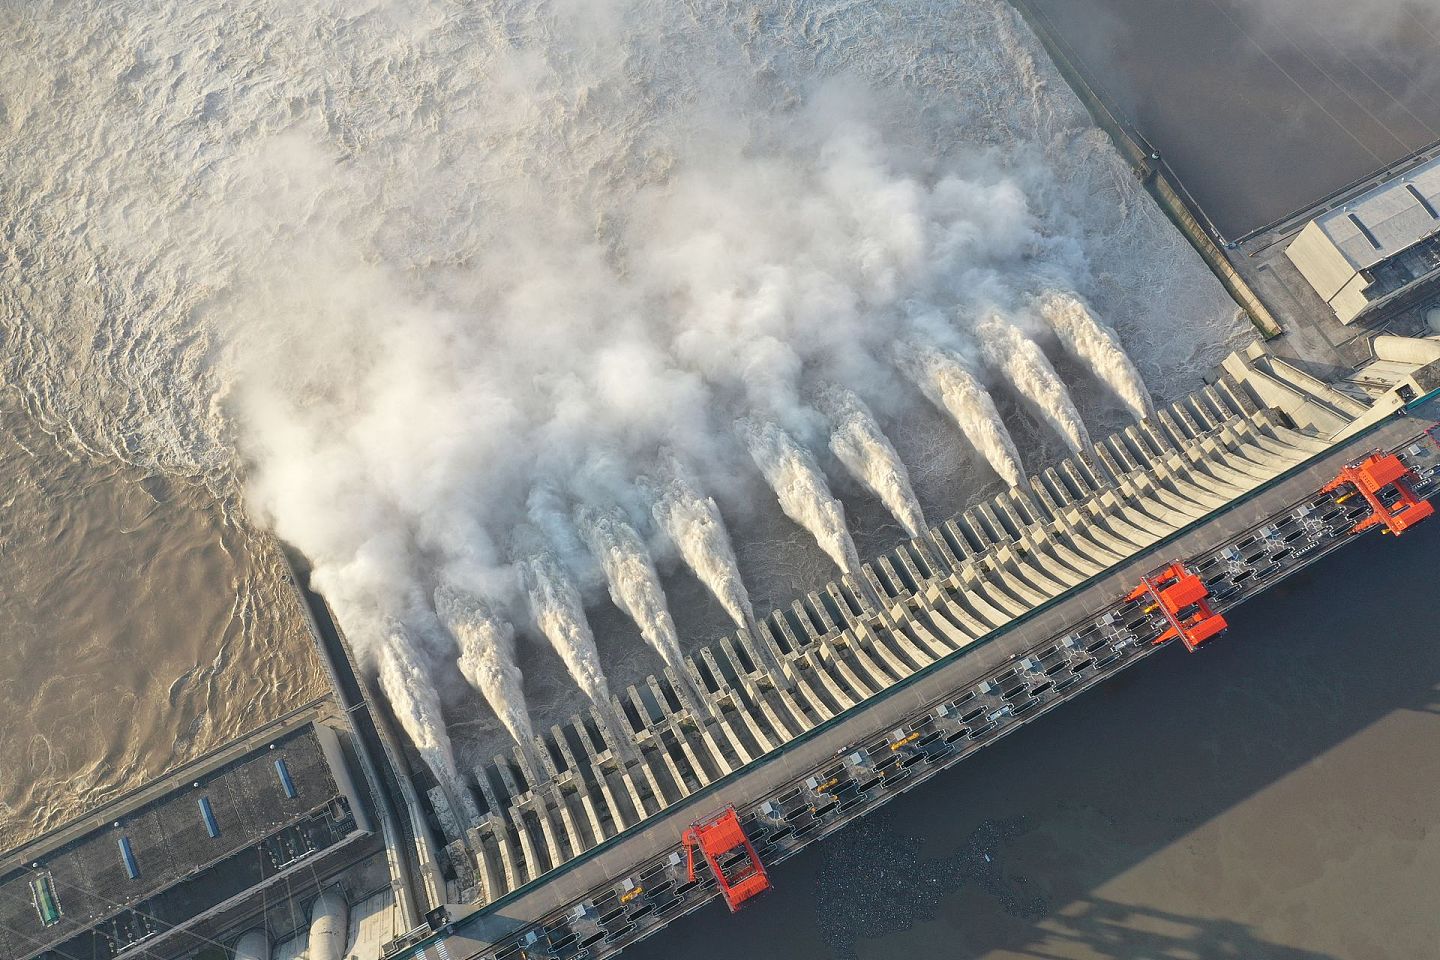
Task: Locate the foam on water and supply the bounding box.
[0,0,1243,784]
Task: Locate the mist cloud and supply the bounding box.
[1,0,1243,788]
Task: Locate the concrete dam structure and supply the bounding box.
[363,356,1440,960]
[7,343,1438,960]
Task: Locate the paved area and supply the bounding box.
[1231,143,1440,375]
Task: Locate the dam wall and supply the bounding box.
[446,379,1326,905]
[372,375,1440,960]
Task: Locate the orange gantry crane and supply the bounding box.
[1126,561,1228,652]
[1322,451,1434,536]
[683,807,770,912]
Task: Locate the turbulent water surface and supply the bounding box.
[0,398,326,850]
[0,0,1242,812]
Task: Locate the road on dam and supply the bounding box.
[622,513,1440,960]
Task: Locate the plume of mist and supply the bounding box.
[526,485,604,592]
[512,525,611,707]
[738,417,862,575]
[814,384,928,537]
[376,617,478,821]
[895,341,1024,487]
[638,454,757,633]
[574,504,686,674]
[1034,292,1153,420]
[433,584,534,747]
[975,315,1091,452]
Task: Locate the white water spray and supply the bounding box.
[639,455,757,632]
[1035,292,1153,420]
[433,585,534,747]
[976,316,1091,452]
[815,385,927,538]
[513,533,611,708]
[574,505,686,674]
[896,342,1024,487]
[738,417,861,575]
[375,619,478,821]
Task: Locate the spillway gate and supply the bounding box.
[382,387,1440,960]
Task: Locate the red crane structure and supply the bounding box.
[1126,561,1228,652]
[1322,451,1434,536]
[682,807,770,913]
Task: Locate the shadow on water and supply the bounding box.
[624,518,1440,959]
[988,897,1342,960]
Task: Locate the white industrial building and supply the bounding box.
[1286,153,1440,323]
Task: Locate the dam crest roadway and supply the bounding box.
[329,349,1440,960]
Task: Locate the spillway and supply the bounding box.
[361,371,1440,960]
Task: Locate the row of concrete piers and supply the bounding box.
[426,374,1335,908]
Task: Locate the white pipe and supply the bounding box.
[233,929,271,960]
[308,887,351,960]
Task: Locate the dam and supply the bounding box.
[363,351,1440,959]
[7,339,1440,960]
[4,0,1440,955]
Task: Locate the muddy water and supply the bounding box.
[0,398,326,850]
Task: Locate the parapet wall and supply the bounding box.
[444,377,1339,907]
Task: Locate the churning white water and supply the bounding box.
[896,342,1027,488]
[816,385,929,538]
[514,536,612,708]
[0,0,1243,794]
[640,456,757,633]
[433,584,533,748]
[739,418,864,576]
[575,506,687,675]
[976,316,1093,453]
[1035,292,1156,420]
[376,618,471,811]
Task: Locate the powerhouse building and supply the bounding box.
[0,718,377,960]
[1287,153,1440,323]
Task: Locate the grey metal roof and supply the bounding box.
[1314,153,1440,270]
[0,724,344,960]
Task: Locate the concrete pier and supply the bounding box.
[374,379,1440,960]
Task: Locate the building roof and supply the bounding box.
[0,723,349,960]
[1312,153,1440,271]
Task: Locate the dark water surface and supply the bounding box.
[627,496,1440,959]
[1022,0,1440,236]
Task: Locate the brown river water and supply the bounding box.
[2,4,1438,956]
[0,397,326,850]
